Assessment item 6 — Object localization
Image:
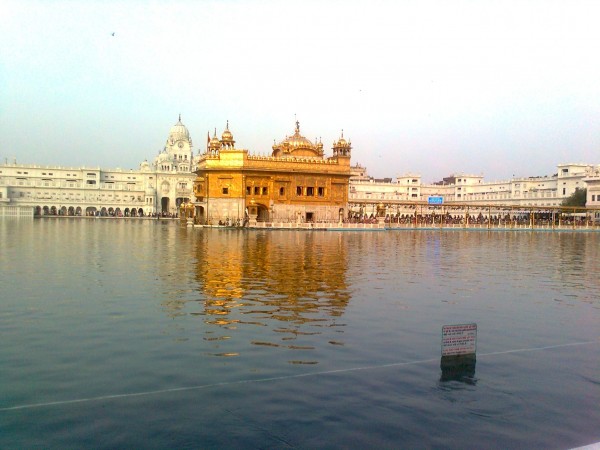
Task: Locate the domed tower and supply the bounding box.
[169,114,191,145]
[220,120,235,149]
[332,130,352,158]
[154,115,194,172]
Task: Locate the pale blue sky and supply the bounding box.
[1,0,599,182]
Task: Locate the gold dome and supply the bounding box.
[272,121,321,157]
[335,130,350,148]
[332,129,352,157]
[209,128,221,150]
[221,120,234,143]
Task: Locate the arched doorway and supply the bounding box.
[100,207,107,217]
[124,208,130,217]
[195,206,205,224]
[255,204,269,222]
[68,206,75,216]
[34,206,41,216]
[137,208,144,217]
[75,207,82,216]
[43,206,50,216]
[86,206,97,216]
[115,207,122,217]
[161,197,169,214]
[50,206,57,215]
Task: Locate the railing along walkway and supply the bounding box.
[240,221,600,231]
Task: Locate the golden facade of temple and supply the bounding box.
[191,121,352,224]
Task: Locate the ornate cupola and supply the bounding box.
[220,120,235,149]
[208,128,221,155]
[332,130,351,158]
[316,137,324,156]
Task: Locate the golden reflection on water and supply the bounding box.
[163,230,351,362]
[157,228,600,364]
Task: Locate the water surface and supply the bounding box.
[1,219,599,448]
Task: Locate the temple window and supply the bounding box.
[307,187,314,196]
[297,186,303,196]
[222,187,229,195]
[318,187,325,197]
[254,186,260,195]
[279,187,285,196]
[262,187,268,195]
[246,186,251,195]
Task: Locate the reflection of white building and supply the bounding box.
[349,163,600,216]
[0,116,197,217]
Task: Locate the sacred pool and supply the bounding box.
[1,219,598,448]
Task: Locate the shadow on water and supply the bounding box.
[440,355,477,385]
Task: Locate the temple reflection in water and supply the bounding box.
[162,229,351,362]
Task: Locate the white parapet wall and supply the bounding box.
[0,205,35,218]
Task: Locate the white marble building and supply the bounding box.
[348,162,600,217]
[0,116,197,217]
[1,116,598,219]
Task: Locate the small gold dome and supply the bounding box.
[332,129,352,157]
[209,128,221,149]
[335,130,350,148]
[221,120,234,143]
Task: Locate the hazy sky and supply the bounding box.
[1,0,599,182]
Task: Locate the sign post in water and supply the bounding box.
[441,323,477,357]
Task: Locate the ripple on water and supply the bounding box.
[1,223,599,449]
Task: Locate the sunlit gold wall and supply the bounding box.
[193,148,351,222]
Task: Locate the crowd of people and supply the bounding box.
[344,212,596,227]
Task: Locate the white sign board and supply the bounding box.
[441,323,477,356]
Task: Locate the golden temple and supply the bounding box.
[190,120,352,224]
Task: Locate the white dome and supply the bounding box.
[169,115,190,142]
